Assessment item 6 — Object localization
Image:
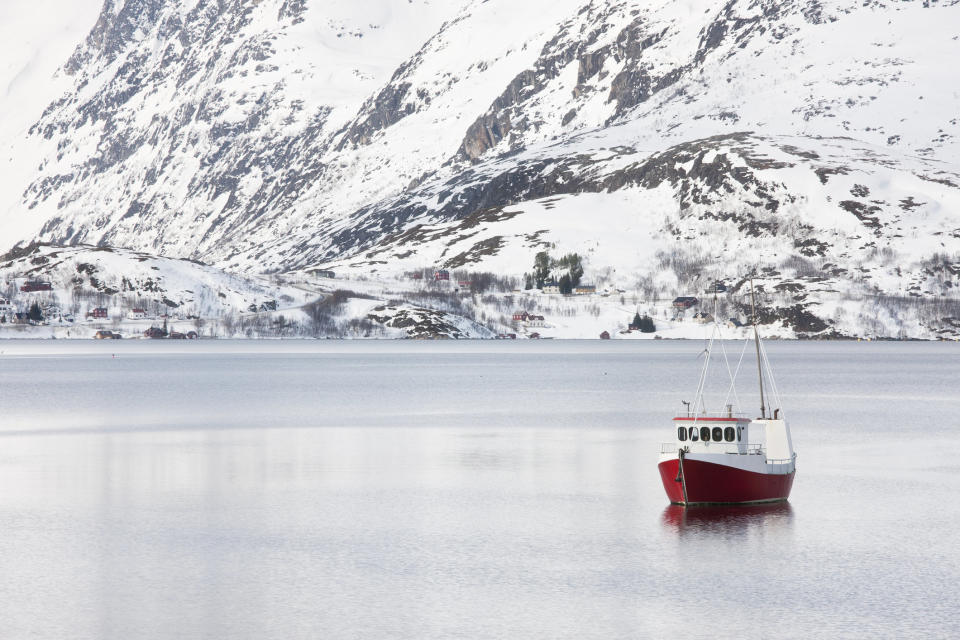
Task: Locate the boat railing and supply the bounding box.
[659,442,766,455]
[673,410,748,420]
[765,453,797,466]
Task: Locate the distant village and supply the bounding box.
[413,262,743,339]
[1,278,199,339]
[1,247,753,339]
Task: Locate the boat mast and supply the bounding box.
[749,279,767,419]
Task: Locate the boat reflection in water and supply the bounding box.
[661,501,794,535]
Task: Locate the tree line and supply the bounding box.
[525,251,584,294]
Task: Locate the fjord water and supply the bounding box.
[0,340,957,639]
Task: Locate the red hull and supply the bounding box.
[658,458,794,505]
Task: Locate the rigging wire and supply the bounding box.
[713,307,744,414]
[722,336,750,413]
[691,322,717,416]
[683,278,785,423]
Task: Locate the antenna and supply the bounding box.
[750,279,767,419]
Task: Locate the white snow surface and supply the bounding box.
[0,0,102,241]
[0,244,315,338]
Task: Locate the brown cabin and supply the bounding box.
[20,280,52,292]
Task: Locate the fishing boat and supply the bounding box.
[657,282,796,506]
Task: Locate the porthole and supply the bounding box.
[712,427,723,442]
[678,426,687,442]
[700,426,710,442]
[690,428,699,442]
[724,426,735,442]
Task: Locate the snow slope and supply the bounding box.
[0,0,102,241]
[0,243,313,336]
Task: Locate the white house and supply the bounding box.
[127,308,148,320]
[526,314,547,328]
[693,311,714,324]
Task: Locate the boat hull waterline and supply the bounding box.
[658,457,795,506]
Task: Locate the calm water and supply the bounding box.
[0,340,958,639]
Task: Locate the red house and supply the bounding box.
[673,297,699,309]
[20,280,52,292]
[88,307,108,319]
[434,269,450,281]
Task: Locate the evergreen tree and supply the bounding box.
[553,253,584,287]
[639,314,656,333]
[568,254,583,287]
[632,312,642,328]
[558,274,572,295]
[533,251,551,288]
[28,302,43,323]
[524,274,533,290]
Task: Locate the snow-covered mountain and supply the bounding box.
[1,0,959,338]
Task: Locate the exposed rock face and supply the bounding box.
[366,304,494,339]
[454,0,811,161]
[63,0,166,76]
[277,0,307,24]
[338,81,414,148]
[458,33,586,161]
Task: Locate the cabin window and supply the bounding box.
[712,427,723,442]
[700,426,710,442]
[724,427,735,442]
[737,426,743,442]
[678,427,687,442]
[690,428,699,442]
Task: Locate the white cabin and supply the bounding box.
[669,413,794,466]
